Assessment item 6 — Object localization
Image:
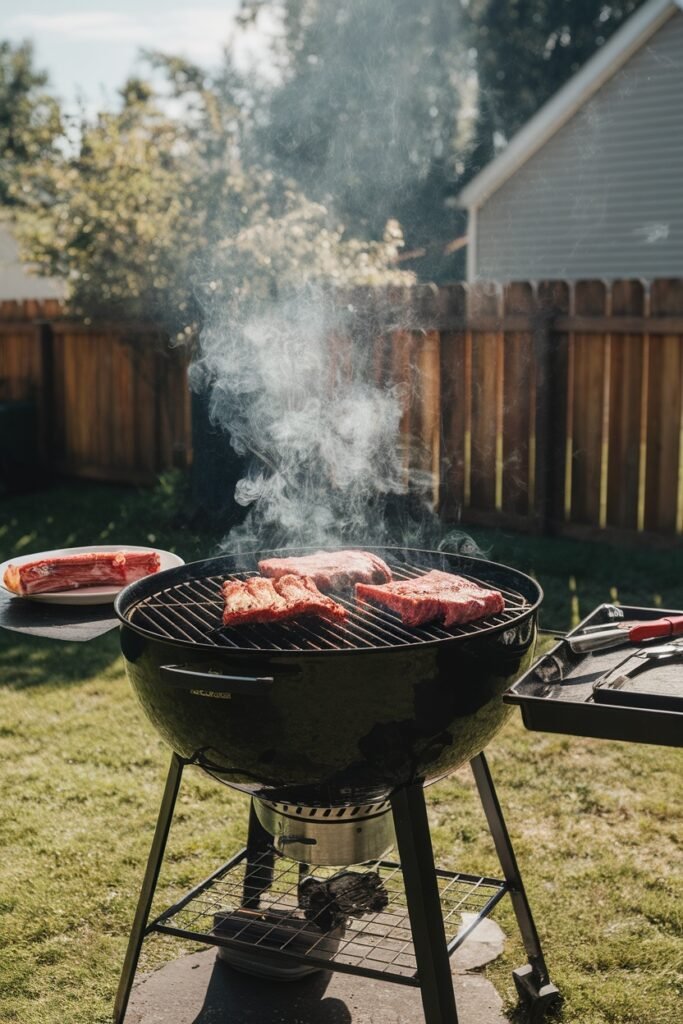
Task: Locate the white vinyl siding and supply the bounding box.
[474,11,683,281]
[0,225,64,300]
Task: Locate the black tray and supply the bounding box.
[504,605,683,748]
[0,586,119,642]
[592,674,683,713]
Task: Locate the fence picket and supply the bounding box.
[645,280,683,534]
[439,330,467,520]
[569,281,607,526]
[502,283,534,519]
[607,280,645,532]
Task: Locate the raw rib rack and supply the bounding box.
[150,850,508,985]
[126,556,529,653]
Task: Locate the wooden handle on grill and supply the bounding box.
[160,664,273,696]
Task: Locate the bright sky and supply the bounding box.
[3,1,274,109]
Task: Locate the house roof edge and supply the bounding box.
[457,0,680,209]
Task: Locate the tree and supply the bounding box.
[12,1,649,309]
[14,58,412,333]
[239,0,646,278]
[0,40,62,207]
[242,0,474,280]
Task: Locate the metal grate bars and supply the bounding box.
[151,850,507,985]
[128,556,530,653]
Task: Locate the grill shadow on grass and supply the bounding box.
[0,628,121,690]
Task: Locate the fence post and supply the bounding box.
[532,284,567,535]
[531,300,551,533]
[438,283,468,522]
[38,319,55,470]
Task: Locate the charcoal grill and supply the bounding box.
[116,547,539,803]
[113,547,559,1024]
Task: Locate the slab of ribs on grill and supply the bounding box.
[222,549,390,627]
[356,569,504,628]
[222,574,348,627]
[3,551,161,596]
[222,551,504,630]
[258,549,392,591]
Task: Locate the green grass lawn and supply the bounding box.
[1,480,682,1024]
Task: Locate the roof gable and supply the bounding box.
[458,0,682,209]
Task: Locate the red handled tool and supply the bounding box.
[568,615,683,654]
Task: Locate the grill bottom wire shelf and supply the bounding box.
[148,849,508,986]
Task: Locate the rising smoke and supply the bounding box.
[188,2,473,554]
[190,287,422,552]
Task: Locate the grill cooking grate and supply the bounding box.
[127,557,530,652]
[150,849,507,985]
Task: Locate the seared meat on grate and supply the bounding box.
[221,576,287,625]
[3,550,160,596]
[258,550,392,591]
[222,573,347,627]
[274,574,348,623]
[356,569,504,628]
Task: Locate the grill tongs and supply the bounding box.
[568,615,683,654]
[591,640,683,711]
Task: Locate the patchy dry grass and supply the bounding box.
[0,638,248,1023]
[1,481,682,1023]
[429,728,683,1024]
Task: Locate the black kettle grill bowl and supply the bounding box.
[115,547,541,806]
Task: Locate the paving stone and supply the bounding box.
[126,925,509,1024]
[451,914,506,972]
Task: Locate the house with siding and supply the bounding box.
[0,223,64,301]
[458,0,683,281]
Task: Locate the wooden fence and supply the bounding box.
[374,277,683,543]
[1,280,682,543]
[0,300,191,485]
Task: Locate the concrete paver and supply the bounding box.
[126,920,509,1024]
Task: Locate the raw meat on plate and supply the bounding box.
[3,550,161,596]
[258,550,392,591]
[222,573,347,627]
[355,569,504,628]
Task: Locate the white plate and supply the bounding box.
[0,545,185,605]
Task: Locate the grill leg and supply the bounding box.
[470,752,560,1020]
[391,782,459,1024]
[113,753,184,1024]
[241,799,275,909]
